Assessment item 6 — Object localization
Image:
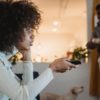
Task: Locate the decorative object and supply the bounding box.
[9,52,22,65]
[71,47,88,62]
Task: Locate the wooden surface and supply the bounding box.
[89,0,100,96]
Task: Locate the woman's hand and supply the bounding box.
[19,48,32,61]
[49,58,76,73]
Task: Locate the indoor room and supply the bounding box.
[0,0,99,100]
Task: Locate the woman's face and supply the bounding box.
[17,28,34,50]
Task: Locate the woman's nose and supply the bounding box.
[31,34,34,41]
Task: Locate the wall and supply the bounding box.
[31,0,87,63]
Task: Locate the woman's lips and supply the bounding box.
[30,42,33,46]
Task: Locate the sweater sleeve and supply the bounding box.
[12,61,33,85]
[0,61,54,100]
[22,61,33,85]
[0,61,21,99]
[27,68,54,99]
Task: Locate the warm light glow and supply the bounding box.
[52,27,58,32]
[35,55,42,63]
[53,21,59,26]
[52,21,60,32]
[31,33,87,62]
[31,0,87,63]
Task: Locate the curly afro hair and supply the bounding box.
[0,0,41,53]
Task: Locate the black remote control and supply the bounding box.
[66,60,81,65]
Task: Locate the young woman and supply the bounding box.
[0,0,76,100]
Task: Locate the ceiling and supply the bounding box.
[33,0,87,34]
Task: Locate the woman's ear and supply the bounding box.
[18,36,25,42]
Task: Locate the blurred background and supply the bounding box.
[31,0,87,62]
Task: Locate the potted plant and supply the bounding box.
[71,47,88,62]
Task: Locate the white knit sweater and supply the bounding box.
[0,49,53,100]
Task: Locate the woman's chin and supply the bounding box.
[30,43,33,46]
[25,47,30,50]
[20,46,30,50]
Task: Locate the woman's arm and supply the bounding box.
[22,61,33,85]
[0,61,54,100]
[17,48,34,85]
[0,61,21,99]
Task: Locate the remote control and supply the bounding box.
[66,60,81,65]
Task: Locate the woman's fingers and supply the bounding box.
[63,58,77,68]
[49,57,80,73]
